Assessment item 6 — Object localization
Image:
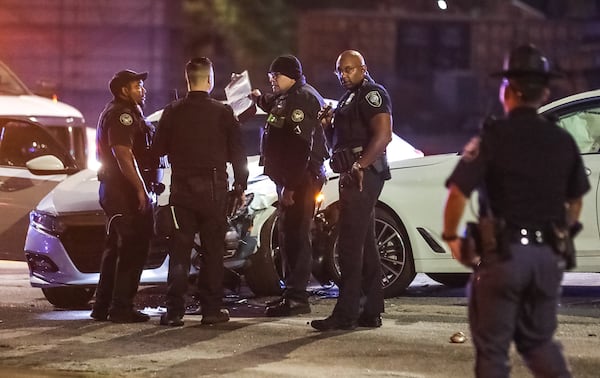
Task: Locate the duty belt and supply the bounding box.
[330,146,363,173]
[507,227,548,245]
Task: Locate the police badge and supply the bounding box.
[366,91,382,107]
[119,113,133,126]
[291,109,304,122]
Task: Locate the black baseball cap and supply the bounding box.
[109,70,148,96]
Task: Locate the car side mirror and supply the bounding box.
[26,155,79,175]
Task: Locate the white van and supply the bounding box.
[0,60,87,259]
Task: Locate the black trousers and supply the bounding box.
[95,182,153,313]
[469,243,571,378]
[165,188,227,317]
[276,172,323,301]
[332,169,384,322]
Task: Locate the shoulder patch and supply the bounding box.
[365,90,382,108]
[119,113,133,126]
[461,136,481,162]
[291,109,305,123]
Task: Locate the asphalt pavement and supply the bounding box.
[1,260,600,377]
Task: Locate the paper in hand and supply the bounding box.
[225,70,253,117]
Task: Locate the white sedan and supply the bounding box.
[247,89,600,298]
[23,89,600,306]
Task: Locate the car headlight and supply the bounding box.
[30,210,66,235]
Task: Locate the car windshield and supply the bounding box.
[44,125,87,169]
[0,62,30,96]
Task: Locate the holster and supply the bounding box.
[330,146,390,180]
[549,223,576,270]
[371,153,391,180]
[330,147,362,173]
[460,216,509,261]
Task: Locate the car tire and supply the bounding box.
[244,212,284,297]
[41,287,95,308]
[325,207,416,298]
[426,273,471,288]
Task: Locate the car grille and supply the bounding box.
[57,211,166,273]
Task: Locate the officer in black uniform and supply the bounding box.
[153,57,248,327]
[251,54,329,317]
[311,50,392,331]
[442,44,590,377]
[91,70,160,323]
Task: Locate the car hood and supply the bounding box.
[36,169,100,215]
[0,94,84,118]
[40,154,269,215]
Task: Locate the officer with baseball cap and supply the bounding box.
[442,44,589,377]
[250,55,329,317]
[91,69,160,323]
[109,70,148,97]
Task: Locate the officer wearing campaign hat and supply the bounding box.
[250,55,329,317]
[491,44,562,79]
[442,44,589,377]
[91,69,161,323]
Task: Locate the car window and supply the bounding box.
[0,120,73,168]
[556,107,600,153]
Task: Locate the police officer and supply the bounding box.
[311,50,392,331]
[251,54,329,317]
[91,70,160,323]
[153,57,248,326]
[442,44,589,377]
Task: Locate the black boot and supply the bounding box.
[265,298,311,317]
[310,315,357,331]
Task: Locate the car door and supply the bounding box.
[541,99,600,265]
[0,118,75,260]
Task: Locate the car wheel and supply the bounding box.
[326,207,416,298]
[426,273,471,288]
[41,287,95,308]
[244,212,284,297]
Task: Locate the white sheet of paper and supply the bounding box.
[225,70,253,117]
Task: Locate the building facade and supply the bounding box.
[297,2,600,134]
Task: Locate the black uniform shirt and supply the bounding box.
[257,77,328,189]
[96,98,155,188]
[330,76,392,151]
[447,107,591,228]
[153,91,248,190]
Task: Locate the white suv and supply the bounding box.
[0,61,87,261]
